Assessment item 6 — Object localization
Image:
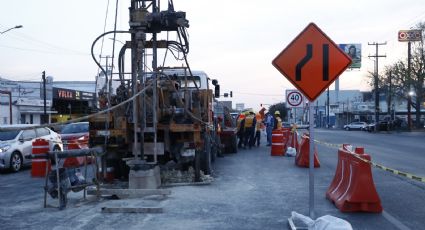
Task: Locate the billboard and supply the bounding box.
[398,30,422,42]
[339,44,361,69]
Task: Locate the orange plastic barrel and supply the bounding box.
[63,141,86,168]
[31,138,51,177]
[271,130,285,156]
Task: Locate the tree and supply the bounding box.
[268,102,287,120]
[377,22,425,128]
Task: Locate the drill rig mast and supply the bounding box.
[90,0,218,185]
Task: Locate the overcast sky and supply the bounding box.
[1,0,424,110]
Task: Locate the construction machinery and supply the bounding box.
[89,0,220,184]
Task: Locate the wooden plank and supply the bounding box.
[101,207,163,213]
[162,181,212,187]
[86,188,171,197]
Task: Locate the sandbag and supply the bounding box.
[291,211,353,230]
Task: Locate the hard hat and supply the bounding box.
[274,111,280,115]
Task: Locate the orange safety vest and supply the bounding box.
[256,118,262,130]
[237,114,245,131]
[244,115,255,128]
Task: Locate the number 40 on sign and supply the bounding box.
[286,90,304,108]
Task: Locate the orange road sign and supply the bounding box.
[272,23,352,101]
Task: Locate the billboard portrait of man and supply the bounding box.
[339,44,361,68]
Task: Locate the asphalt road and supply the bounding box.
[0,129,424,230]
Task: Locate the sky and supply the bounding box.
[1,0,425,110]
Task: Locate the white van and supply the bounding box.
[0,124,63,172]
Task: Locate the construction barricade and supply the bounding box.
[295,134,320,167]
[271,130,287,156]
[326,144,382,213]
[287,131,299,152]
[31,138,51,177]
[63,141,89,168]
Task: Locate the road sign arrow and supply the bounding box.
[272,23,352,101]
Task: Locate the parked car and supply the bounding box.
[364,121,391,132]
[343,122,367,131]
[0,124,63,172]
[59,122,89,150]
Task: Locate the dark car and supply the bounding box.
[60,122,89,150]
[364,121,391,132]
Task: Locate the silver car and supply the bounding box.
[343,122,367,131]
[0,125,63,172]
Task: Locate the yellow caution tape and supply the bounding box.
[313,138,425,184]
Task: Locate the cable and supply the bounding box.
[0,44,90,56]
[90,30,130,87]
[109,0,120,105]
[95,0,111,100]
[0,81,154,132]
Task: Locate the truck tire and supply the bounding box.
[230,135,238,154]
[211,134,220,162]
[200,133,212,175]
[194,150,201,182]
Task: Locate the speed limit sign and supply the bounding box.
[286,90,303,108]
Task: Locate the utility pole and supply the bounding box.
[388,70,392,118]
[368,42,386,131]
[42,71,47,124]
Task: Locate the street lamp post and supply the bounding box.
[0,25,23,34]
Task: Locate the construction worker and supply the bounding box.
[244,111,256,149]
[236,112,246,148]
[254,113,262,147]
[265,112,274,146]
[273,110,282,130]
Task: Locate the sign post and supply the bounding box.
[398,29,422,131]
[272,23,351,220]
[308,100,315,217]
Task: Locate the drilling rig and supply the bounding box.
[89,0,220,187]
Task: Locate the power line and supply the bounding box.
[368,42,387,130]
[234,91,284,97]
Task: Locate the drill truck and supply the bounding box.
[89,67,220,181]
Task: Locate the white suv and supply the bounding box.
[0,124,63,172]
[343,122,367,131]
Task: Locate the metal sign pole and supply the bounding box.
[309,100,315,219]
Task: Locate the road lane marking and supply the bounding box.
[383,211,412,230]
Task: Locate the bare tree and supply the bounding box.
[377,22,425,128]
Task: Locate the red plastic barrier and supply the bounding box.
[295,134,320,168]
[288,132,299,151]
[31,139,51,177]
[326,144,351,201]
[63,141,87,168]
[326,146,383,213]
[271,130,286,156]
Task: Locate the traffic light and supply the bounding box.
[230,91,233,97]
[214,84,220,98]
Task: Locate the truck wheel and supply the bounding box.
[211,135,220,162]
[200,134,212,175]
[230,135,238,154]
[194,150,201,182]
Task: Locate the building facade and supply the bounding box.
[0,77,95,125]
